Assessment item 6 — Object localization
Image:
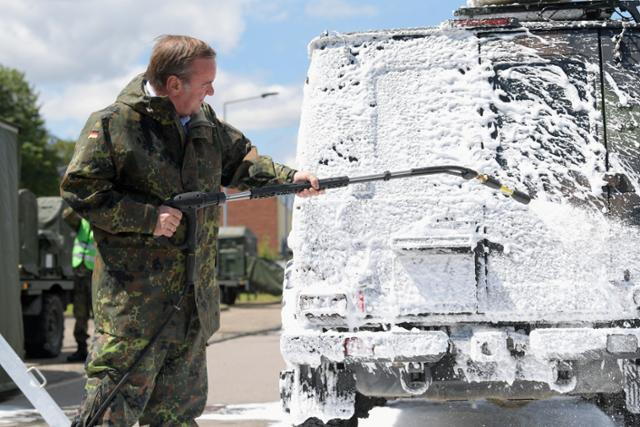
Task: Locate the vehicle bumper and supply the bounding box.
[281,330,450,365]
[282,327,640,363]
[281,327,640,397]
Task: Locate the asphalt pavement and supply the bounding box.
[0,302,285,427]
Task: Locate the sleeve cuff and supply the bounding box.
[141,204,159,234]
[286,168,298,183]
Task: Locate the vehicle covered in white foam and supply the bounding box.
[279,1,640,426]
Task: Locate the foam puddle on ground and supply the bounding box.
[197,402,285,422]
[196,399,617,427]
[0,399,619,426]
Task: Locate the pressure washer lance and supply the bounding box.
[83,164,528,426]
[169,165,531,208]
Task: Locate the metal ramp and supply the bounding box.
[0,334,71,426]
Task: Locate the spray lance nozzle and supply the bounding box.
[408,166,531,205]
[461,169,531,205]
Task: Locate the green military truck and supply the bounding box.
[0,119,74,362]
[217,226,257,305]
[0,121,23,392]
[19,190,75,358]
[217,226,285,305]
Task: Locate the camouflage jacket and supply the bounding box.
[60,74,296,340]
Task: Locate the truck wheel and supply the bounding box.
[353,392,385,420]
[25,293,64,358]
[297,416,357,427]
[221,287,238,305]
[296,391,384,426]
[592,391,640,427]
[624,412,640,427]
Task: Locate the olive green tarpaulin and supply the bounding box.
[247,256,284,296]
[0,121,23,393]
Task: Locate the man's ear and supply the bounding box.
[166,75,182,94]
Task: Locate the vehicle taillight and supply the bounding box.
[357,290,365,313]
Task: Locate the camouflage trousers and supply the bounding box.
[75,292,207,426]
[72,268,93,349]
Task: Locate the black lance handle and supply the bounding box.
[249,176,350,199]
[168,190,227,210]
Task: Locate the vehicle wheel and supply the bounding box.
[25,293,64,358]
[354,392,386,419]
[624,412,640,427]
[221,287,238,305]
[296,416,357,427]
[592,392,640,427]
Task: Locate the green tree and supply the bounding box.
[258,236,280,261]
[0,65,60,196]
[51,137,76,170]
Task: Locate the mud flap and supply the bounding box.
[624,359,640,414]
[280,370,294,414]
[284,363,356,426]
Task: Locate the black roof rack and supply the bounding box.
[455,1,640,23]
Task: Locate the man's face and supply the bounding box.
[171,57,216,116]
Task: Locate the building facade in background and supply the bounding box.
[224,190,293,258]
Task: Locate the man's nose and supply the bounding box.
[207,85,215,96]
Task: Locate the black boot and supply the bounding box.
[67,345,88,362]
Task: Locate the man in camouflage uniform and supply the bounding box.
[61,35,319,426]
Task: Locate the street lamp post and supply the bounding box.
[222,91,279,122]
[221,91,279,227]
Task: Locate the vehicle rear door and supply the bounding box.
[600,26,640,287]
[478,28,609,315]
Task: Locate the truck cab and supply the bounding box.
[280,1,640,426]
[19,190,74,358]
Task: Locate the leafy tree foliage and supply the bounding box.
[52,137,76,170]
[0,65,61,196]
[258,236,280,260]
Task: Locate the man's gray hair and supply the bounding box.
[145,35,216,89]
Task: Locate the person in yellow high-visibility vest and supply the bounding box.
[67,215,95,362]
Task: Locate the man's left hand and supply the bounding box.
[293,171,323,198]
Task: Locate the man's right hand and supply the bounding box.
[153,206,183,237]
